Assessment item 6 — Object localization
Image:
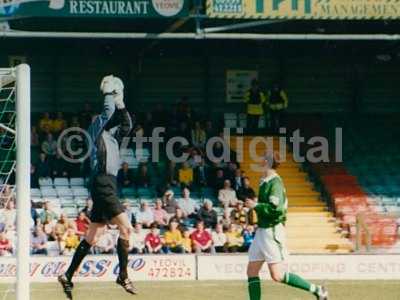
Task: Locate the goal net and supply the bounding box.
[0,69,16,205]
[0,65,31,300]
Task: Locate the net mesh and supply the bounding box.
[0,69,16,207]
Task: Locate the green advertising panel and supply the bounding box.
[0,0,188,19]
[207,0,400,20]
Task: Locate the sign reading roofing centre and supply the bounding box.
[207,0,400,20]
[0,0,188,19]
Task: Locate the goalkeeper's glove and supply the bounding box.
[100,75,125,109]
[100,75,116,95]
[112,76,125,109]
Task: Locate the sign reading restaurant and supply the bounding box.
[69,0,151,15]
[0,0,188,19]
[207,0,400,20]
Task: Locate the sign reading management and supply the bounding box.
[207,0,400,19]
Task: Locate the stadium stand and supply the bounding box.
[306,116,400,251]
[2,98,398,257]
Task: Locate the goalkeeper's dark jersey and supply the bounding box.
[88,95,133,177]
[254,173,288,228]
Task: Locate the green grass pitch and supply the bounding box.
[0,280,399,300]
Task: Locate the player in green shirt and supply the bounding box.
[247,153,329,300]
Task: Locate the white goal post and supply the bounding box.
[0,64,31,300]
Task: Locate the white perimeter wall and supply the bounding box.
[0,254,399,283]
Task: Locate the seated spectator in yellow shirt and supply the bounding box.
[53,213,73,250]
[38,112,52,134]
[63,229,80,255]
[182,229,192,253]
[224,223,244,253]
[230,201,248,226]
[51,112,67,135]
[162,218,184,253]
[178,162,193,187]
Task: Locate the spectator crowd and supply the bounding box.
[0,98,261,256]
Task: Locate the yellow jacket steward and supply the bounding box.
[268,90,288,111]
[244,89,267,115]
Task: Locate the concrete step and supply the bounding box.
[287,216,336,222]
[286,220,337,227]
[289,248,353,254]
[288,206,327,213]
[287,212,334,218]
[286,191,319,196]
[289,201,324,207]
[287,225,342,239]
[287,238,354,251]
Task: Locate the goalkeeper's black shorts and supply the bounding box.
[90,174,124,223]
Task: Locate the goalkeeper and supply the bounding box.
[58,75,136,299]
[247,153,329,300]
